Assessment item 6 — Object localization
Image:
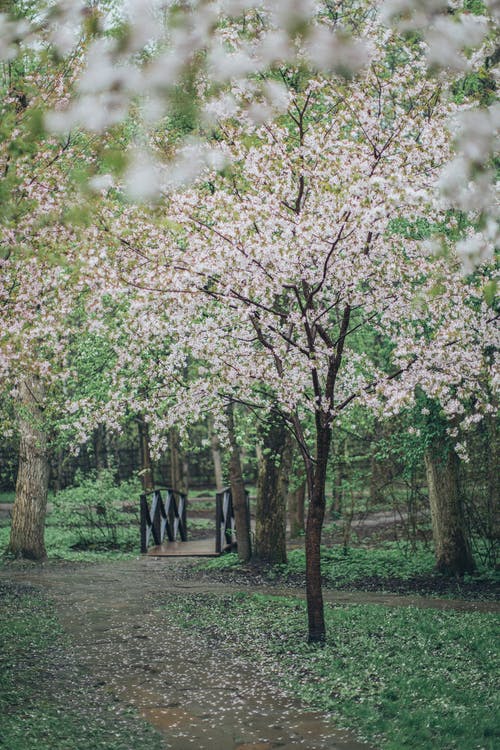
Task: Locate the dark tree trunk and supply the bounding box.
[93,424,108,472]
[169,427,189,494]
[485,415,499,541]
[51,449,65,493]
[209,416,224,491]
[137,415,155,492]
[7,378,50,560]
[254,412,289,565]
[304,422,331,643]
[288,479,305,538]
[424,444,474,576]
[369,420,383,506]
[330,435,345,517]
[226,402,252,562]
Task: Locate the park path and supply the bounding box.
[2,556,498,749]
[1,557,375,750]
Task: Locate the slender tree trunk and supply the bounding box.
[208,416,224,491]
[288,480,305,538]
[137,415,155,492]
[424,444,474,576]
[226,402,252,562]
[51,449,65,493]
[370,421,383,506]
[7,378,50,560]
[304,422,331,643]
[106,429,121,476]
[331,435,345,517]
[485,415,499,541]
[254,412,290,565]
[169,427,188,494]
[93,424,107,472]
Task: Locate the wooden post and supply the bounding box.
[215,491,223,554]
[180,492,188,541]
[140,493,149,553]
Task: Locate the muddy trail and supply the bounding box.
[2,557,498,750]
[1,558,377,750]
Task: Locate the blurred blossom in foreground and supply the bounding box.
[1,0,498,269]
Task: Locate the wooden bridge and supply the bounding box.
[140,487,247,557]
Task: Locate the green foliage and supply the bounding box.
[0,583,164,750]
[198,551,241,570]
[273,542,498,585]
[452,69,497,105]
[51,470,141,552]
[189,517,213,531]
[164,592,500,750]
[272,543,438,583]
[202,541,499,586]
[375,395,451,479]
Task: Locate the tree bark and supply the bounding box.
[137,414,155,492]
[226,402,252,562]
[7,378,50,560]
[369,420,383,506]
[93,424,108,472]
[254,412,290,565]
[485,415,499,541]
[330,434,345,517]
[424,444,474,576]
[288,479,305,538]
[303,421,331,643]
[169,427,189,494]
[209,416,224,491]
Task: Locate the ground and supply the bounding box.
[0,558,374,750]
[1,554,498,750]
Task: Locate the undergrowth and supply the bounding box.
[164,591,500,750]
[201,542,499,587]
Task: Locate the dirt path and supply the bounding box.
[1,558,376,750]
[2,556,498,749]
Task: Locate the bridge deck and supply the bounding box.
[147,539,219,557]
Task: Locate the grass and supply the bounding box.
[164,591,500,750]
[0,521,139,563]
[0,514,213,563]
[201,542,499,588]
[189,517,214,530]
[0,583,164,750]
[275,543,438,583]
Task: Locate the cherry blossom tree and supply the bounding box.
[1,0,496,635]
[0,43,116,557]
[91,22,496,640]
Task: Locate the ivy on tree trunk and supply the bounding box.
[255,410,290,565]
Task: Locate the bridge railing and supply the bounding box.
[140,488,187,553]
[215,487,249,554]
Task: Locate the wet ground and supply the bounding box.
[2,554,498,749]
[0,558,376,750]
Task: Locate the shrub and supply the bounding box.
[52,470,141,551]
